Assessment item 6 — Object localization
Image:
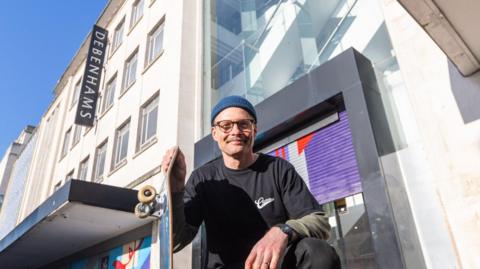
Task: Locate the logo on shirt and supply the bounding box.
[255,197,275,209]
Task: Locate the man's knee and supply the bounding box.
[293,238,340,268]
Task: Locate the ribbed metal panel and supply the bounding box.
[269,111,361,204]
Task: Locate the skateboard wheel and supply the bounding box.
[138,185,157,203]
[135,203,152,218]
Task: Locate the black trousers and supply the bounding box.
[223,238,341,269]
[280,238,341,269]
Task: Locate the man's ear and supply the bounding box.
[211,126,219,142]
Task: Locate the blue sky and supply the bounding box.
[0,1,108,156]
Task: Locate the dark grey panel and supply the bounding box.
[343,86,405,269]
[68,179,138,212]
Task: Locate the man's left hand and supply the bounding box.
[245,227,288,269]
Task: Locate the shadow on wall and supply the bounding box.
[449,60,480,124]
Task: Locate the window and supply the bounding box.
[146,20,165,66]
[66,170,74,181]
[78,157,89,181]
[61,128,72,157]
[93,141,108,182]
[122,50,138,91]
[139,95,158,148]
[101,74,117,113]
[72,125,82,147]
[112,19,125,52]
[113,121,130,167]
[71,79,82,107]
[130,0,144,27]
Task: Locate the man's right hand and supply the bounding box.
[161,146,187,193]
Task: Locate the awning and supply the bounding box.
[398,0,480,76]
[0,180,153,268]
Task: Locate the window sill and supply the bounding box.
[128,16,143,36]
[142,50,164,75]
[109,159,127,176]
[133,137,158,159]
[119,81,136,99]
[83,120,97,136]
[58,152,68,162]
[108,43,123,60]
[71,140,80,150]
[98,104,114,121]
[93,175,104,184]
[70,101,78,111]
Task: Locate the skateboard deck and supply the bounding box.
[135,146,179,269]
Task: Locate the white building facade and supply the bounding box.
[1,0,201,268]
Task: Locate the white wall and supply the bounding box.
[380,0,480,268]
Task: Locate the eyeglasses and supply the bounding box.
[213,119,256,133]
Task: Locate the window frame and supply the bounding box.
[71,124,82,148]
[112,119,130,168]
[78,156,89,181]
[92,140,108,182]
[138,93,159,150]
[101,73,117,114]
[130,0,144,29]
[112,18,125,53]
[71,78,82,108]
[145,18,165,67]
[61,127,72,158]
[65,169,75,181]
[122,49,139,92]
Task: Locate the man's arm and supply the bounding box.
[172,191,200,252]
[286,211,330,240]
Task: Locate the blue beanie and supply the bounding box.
[211,95,257,125]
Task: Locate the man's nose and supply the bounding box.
[230,122,243,134]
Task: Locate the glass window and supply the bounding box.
[72,125,82,147]
[146,21,164,65]
[78,157,89,181]
[112,19,125,51]
[61,128,72,157]
[202,0,404,138]
[71,79,82,107]
[102,74,116,113]
[122,50,138,91]
[113,121,130,167]
[130,0,144,27]
[93,141,108,182]
[139,96,158,148]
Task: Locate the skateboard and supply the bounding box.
[135,146,179,269]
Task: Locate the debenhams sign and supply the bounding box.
[75,25,108,126]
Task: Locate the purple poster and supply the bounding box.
[268,111,361,204]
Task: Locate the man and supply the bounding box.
[162,96,340,269]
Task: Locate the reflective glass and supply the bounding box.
[203,0,408,149]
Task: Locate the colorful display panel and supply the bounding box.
[268,111,361,204]
[70,236,151,269]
